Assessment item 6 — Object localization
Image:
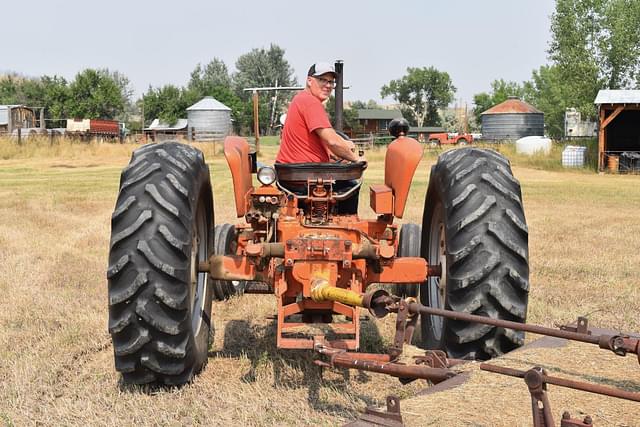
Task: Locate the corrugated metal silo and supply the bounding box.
[481,97,544,141]
[186,97,232,141]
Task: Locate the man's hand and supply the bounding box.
[345,139,356,153]
[316,128,359,162]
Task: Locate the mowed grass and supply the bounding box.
[0,136,639,426]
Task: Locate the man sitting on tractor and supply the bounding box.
[275,62,363,214]
[276,62,358,164]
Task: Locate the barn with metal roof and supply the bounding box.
[480,97,545,141]
[594,90,640,172]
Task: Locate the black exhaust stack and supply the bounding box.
[334,60,344,132]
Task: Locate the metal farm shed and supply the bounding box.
[481,97,544,141]
[186,97,232,141]
[595,90,640,173]
[144,118,188,142]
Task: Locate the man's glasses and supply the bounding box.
[315,77,336,87]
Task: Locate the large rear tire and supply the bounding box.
[212,224,245,300]
[420,148,529,360]
[107,142,214,385]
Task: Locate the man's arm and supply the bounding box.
[315,128,358,162]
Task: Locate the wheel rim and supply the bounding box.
[190,198,209,334]
[427,201,446,342]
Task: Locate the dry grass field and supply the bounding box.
[0,137,639,426]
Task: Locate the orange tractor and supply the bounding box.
[107,72,529,386]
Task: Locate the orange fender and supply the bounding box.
[384,136,423,218]
[223,136,254,217]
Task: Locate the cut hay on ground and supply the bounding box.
[402,338,640,426]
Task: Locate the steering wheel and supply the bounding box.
[335,129,350,140]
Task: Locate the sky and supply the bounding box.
[1,0,556,106]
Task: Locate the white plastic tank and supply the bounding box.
[562,145,587,167]
[515,136,552,155]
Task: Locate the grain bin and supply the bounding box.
[481,97,544,141]
[186,96,232,141]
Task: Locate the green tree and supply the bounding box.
[233,44,297,93]
[0,74,20,104]
[0,74,39,106]
[187,59,245,132]
[39,76,70,121]
[523,65,572,138]
[350,99,381,110]
[188,58,232,94]
[324,95,361,132]
[0,74,70,126]
[141,85,190,126]
[68,69,130,119]
[472,79,526,124]
[233,44,297,133]
[380,67,456,127]
[549,0,640,117]
[28,75,72,127]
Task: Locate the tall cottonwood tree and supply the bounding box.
[187,58,244,132]
[68,69,130,119]
[472,79,526,125]
[140,85,191,126]
[233,44,297,133]
[523,65,572,138]
[380,67,455,127]
[188,58,232,94]
[549,0,640,117]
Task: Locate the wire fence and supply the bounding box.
[603,151,640,174]
[2,126,638,174]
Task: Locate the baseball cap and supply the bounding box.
[307,62,337,78]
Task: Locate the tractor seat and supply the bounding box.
[274,162,367,197]
[275,162,367,214]
[274,161,367,183]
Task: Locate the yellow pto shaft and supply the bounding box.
[310,278,364,307]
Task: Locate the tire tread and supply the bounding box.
[421,148,529,359]
[108,141,213,385]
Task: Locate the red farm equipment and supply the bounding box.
[427,132,474,147]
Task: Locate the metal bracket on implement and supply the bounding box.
[344,395,404,427]
[313,336,457,384]
[481,363,640,426]
[414,350,465,370]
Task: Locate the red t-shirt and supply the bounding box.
[277,91,331,163]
